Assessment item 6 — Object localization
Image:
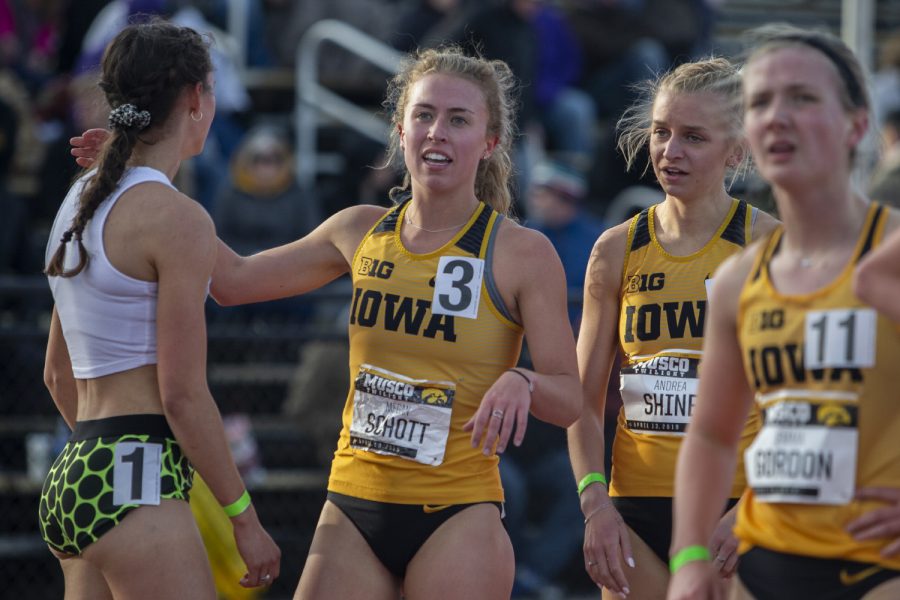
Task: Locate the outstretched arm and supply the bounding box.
[211,204,386,306]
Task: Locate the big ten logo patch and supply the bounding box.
[750,309,785,333]
[626,272,666,294]
[358,257,395,279]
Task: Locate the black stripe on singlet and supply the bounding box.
[373,200,407,234]
[751,230,781,282]
[455,204,491,256]
[721,200,749,246]
[630,208,652,251]
[856,204,885,262]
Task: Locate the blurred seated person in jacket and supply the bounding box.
[212,125,321,322]
[526,159,604,329]
[214,125,320,255]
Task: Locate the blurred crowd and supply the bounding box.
[0,0,724,279]
[4,3,900,597]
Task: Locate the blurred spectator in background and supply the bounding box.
[26,71,108,273]
[527,0,597,173]
[526,159,604,329]
[0,92,20,272]
[75,0,251,208]
[390,0,471,52]
[211,125,319,323]
[0,0,61,93]
[444,0,538,211]
[870,109,900,208]
[559,0,707,207]
[263,0,402,104]
[501,159,604,598]
[872,29,900,131]
[214,125,320,256]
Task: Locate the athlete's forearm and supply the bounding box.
[671,429,738,555]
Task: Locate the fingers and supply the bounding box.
[512,403,528,447]
[855,487,900,503]
[239,555,280,588]
[583,513,632,596]
[884,537,900,557]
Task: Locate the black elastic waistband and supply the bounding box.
[70,414,173,441]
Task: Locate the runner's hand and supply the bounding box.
[463,369,531,455]
[847,487,900,556]
[667,560,726,600]
[709,506,740,578]
[70,128,110,168]
[231,506,282,588]
[581,485,633,596]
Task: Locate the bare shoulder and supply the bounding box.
[494,217,558,262]
[750,206,780,240]
[319,203,391,252]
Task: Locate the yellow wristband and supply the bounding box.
[669,545,711,574]
[577,472,607,496]
[222,489,251,517]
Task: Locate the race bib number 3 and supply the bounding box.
[113,441,162,506]
[431,256,484,320]
[350,364,455,465]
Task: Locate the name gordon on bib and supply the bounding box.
[620,352,700,435]
[349,364,455,466]
[743,307,877,505]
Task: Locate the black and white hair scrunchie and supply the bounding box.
[108,104,151,131]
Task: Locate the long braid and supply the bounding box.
[45,129,140,277]
[44,20,211,278]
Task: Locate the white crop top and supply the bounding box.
[46,166,175,379]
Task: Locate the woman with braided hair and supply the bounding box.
[42,20,279,599]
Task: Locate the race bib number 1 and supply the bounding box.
[113,441,162,506]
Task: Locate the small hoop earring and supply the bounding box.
[191,111,203,122]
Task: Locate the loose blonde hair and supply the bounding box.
[616,57,748,186]
[383,46,518,216]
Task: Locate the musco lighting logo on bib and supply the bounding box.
[349,364,455,466]
[745,391,858,505]
[619,351,700,435]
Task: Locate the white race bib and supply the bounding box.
[349,364,455,465]
[804,308,876,370]
[431,256,484,320]
[745,395,858,505]
[113,441,162,506]
[620,352,700,436]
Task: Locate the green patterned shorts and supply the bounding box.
[38,414,193,555]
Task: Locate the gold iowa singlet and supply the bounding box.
[327,200,524,505]
[611,198,761,497]
[734,204,900,570]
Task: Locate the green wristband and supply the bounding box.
[577,472,608,496]
[222,489,252,517]
[669,545,712,574]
